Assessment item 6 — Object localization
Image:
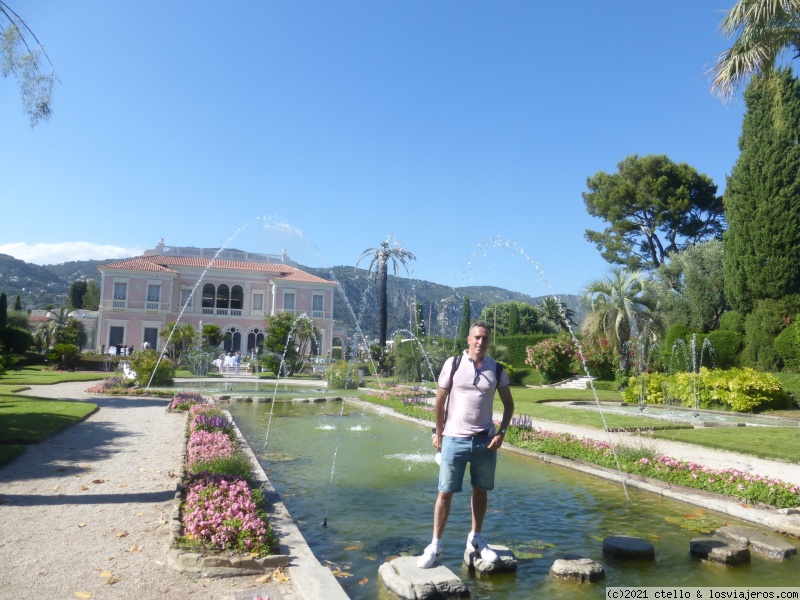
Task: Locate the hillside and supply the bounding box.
[0,255,582,338]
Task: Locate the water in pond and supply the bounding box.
[228,401,800,599]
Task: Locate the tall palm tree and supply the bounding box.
[44,306,71,344]
[580,268,662,356]
[356,240,416,348]
[710,0,800,100]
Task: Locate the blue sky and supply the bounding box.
[2,1,749,297]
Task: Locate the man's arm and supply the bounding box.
[488,385,514,450]
[432,386,449,451]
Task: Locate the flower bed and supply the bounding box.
[505,416,800,509]
[85,376,172,396]
[172,394,278,559]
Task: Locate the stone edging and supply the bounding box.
[166,407,290,577]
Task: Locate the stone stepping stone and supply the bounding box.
[550,557,605,583]
[379,556,470,599]
[716,525,798,560]
[602,535,655,560]
[690,537,750,566]
[463,544,517,575]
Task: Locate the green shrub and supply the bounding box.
[591,380,619,391]
[0,327,34,354]
[775,324,800,372]
[520,368,544,386]
[661,323,695,368]
[501,334,554,367]
[625,368,788,412]
[129,349,175,387]
[744,299,787,371]
[720,311,745,335]
[705,329,743,370]
[575,339,615,380]
[325,361,359,389]
[47,343,80,369]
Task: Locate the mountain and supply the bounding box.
[0,255,583,337]
[301,265,583,339]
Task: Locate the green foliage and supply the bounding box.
[188,454,253,479]
[478,301,544,335]
[525,335,578,383]
[325,361,359,389]
[775,324,800,372]
[720,311,745,335]
[744,299,788,371]
[0,326,33,354]
[0,293,6,330]
[58,319,86,350]
[583,154,723,271]
[705,329,743,370]
[82,280,100,311]
[662,323,694,369]
[501,333,554,367]
[393,339,449,383]
[129,349,175,387]
[202,324,224,347]
[47,343,80,369]
[724,69,800,313]
[625,368,788,413]
[12,294,21,311]
[160,321,196,366]
[67,280,87,309]
[657,240,727,332]
[591,380,620,391]
[517,367,544,386]
[6,309,27,330]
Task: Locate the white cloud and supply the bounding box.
[0,242,144,265]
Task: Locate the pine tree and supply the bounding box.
[724,68,800,313]
[459,296,471,340]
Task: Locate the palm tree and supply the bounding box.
[356,240,416,348]
[580,268,662,356]
[710,0,800,100]
[44,306,71,344]
[538,296,576,332]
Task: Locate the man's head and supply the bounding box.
[467,321,491,360]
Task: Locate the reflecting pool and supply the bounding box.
[228,401,800,600]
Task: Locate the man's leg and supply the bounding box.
[470,485,487,534]
[434,491,453,538]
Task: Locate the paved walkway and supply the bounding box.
[2,381,800,600]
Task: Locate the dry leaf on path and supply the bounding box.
[52,485,61,491]
[135,512,143,517]
[92,479,105,484]
[74,592,92,599]
[254,573,272,584]
[115,531,129,538]
[79,486,89,491]
[274,570,290,582]
[78,523,86,528]
[359,577,369,585]
[99,570,113,578]
[128,544,140,552]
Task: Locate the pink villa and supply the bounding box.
[96,240,341,356]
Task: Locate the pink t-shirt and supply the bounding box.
[438,351,510,437]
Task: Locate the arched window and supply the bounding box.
[223,325,242,353]
[216,284,230,309]
[247,328,264,353]
[202,283,215,314]
[231,285,244,311]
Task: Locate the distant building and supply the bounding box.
[95,241,339,354]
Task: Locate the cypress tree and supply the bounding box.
[724,68,800,313]
[0,293,6,331]
[13,294,22,311]
[459,296,471,340]
[508,303,520,336]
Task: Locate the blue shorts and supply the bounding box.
[438,433,497,493]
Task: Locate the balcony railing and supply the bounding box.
[102,301,332,320]
[145,301,160,311]
[112,299,127,309]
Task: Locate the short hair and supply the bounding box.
[470,321,491,334]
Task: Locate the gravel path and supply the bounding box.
[0,382,299,600]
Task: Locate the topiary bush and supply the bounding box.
[705,329,743,370]
[47,343,80,369]
[0,327,34,354]
[744,299,787,371]
[129,349,175,387]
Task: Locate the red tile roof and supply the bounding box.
[99,255,335,285]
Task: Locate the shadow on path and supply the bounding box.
[0,489,175,506]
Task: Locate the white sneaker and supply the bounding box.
[467,533,498,562]
[417,543,442,568]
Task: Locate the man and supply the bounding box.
[417,321,514,568]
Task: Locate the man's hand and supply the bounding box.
[431,433,442,451]
[487,433,504,450]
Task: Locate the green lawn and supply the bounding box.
[0,393,97,466]
[651,427,800,463]
[0,365,106,386]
